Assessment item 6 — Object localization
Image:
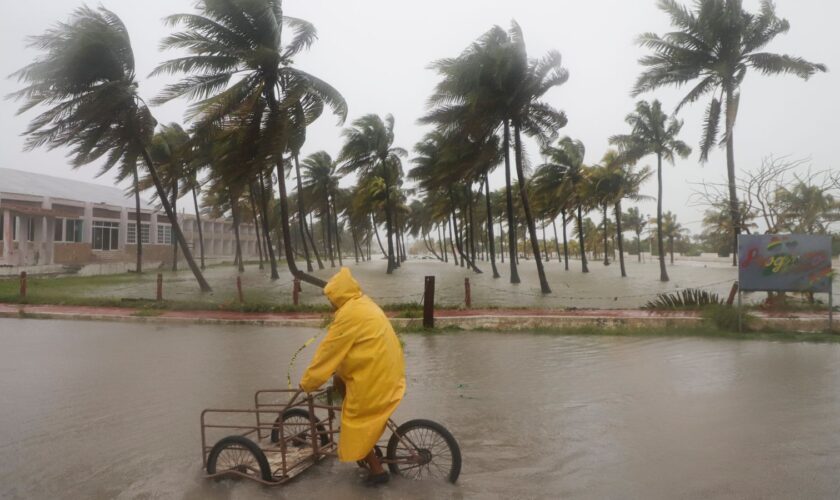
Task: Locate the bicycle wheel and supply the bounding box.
[386,419,461,483]
[206,435,272,482]
[271,408,330,447]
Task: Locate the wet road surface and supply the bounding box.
[2,318,840,499]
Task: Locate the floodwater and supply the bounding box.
[3,320,840,498]
[67,256,757,309]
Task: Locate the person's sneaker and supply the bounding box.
[365,472,390,486]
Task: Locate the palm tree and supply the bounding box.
[300,151,341,267]
[10,6,211,291]
[634,0,826,265]
[595,150,653,277]
[537,137,590,273]
[146,123,191,271]
[622,207,648,262]
[661,211,688,264]
[610,100,690,282]
[154,0,347,287]
[422,22,567,293]
[339,114,406,274]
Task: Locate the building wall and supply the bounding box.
[54,243,94,265]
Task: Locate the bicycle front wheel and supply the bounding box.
[386,419,461,483]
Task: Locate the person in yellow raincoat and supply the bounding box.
[300,267,406,484]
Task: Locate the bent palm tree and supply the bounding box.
[635,0,826,264]
[10,6,211,291]
[339,114,406,274]
[154,0,347,287]
[610,100,690,282]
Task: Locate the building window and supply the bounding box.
[127,223,150,244]
[57,219,84,243]
[157,224,173,245]
[92,221,119,251]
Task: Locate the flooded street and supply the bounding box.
[72,257,748,309]
[3,318,840,499]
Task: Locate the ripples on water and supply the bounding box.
[2,319,840,499]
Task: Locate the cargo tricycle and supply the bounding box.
[200,387,461,485]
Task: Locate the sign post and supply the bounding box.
[738,234,834,332]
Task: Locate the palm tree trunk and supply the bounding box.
[512,123,550,293]
[332,197,343,267]
[656,153,670,282]
[304,212,322,269]
[577,205,588,273]
[637,231,642,263]
[325,200,335,267]
[229,189,245,273]
[438,224,447,263]
[602,204,610,266]
[725,88,741,267]
[293,154,315,272]
[132,165,143,274]
[552,217,561,265]
[171,178,178,272]
[191,185,205,270]
[383,176,396,274]
[139,149,211,292]
[266,93,326,288]
[372,215,387,259]
[350,224,360,263]
[561,210,569,271]
[615,201,627,278]
[467,186,477,264]
[483,174,500,278]
[499,220,505,263]
[670,237,675,265]
[257,170,280,280]
[541,222,549,260]
[503,121,520,284]
[448,215,459,267]
[248,186,265,270]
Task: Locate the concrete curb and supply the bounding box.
[0,305,833,333]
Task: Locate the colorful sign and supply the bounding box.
[738,234,833,293]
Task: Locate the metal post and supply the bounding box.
[236,276,244,304]
[464,277,471,309]
[737,289,742,333]
[156,273,163,301]
[423,276,435,329]
[293,278,300,306]
[19,271,27,298]
[830,290,834,333]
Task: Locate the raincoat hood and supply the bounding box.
[324,267,363,309]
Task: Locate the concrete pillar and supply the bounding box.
[44,216,55,265]
[119,207,128,250]
[83,203,93,244]
[18,215,29,265]
[150,212,159,245]
[2,210,12,260]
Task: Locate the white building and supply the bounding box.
[0,168,258,268]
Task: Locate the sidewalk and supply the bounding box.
[0,303,832,332]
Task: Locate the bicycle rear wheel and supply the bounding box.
[386,419,461,483]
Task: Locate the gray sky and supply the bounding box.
[1,0,836,232]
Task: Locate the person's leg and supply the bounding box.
[364,450,385,475]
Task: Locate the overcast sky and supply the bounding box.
[1,0,836,232]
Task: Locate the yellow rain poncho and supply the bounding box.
[300,268,406,462]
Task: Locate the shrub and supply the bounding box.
[703,305,753,332]
[644,288,724,310]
